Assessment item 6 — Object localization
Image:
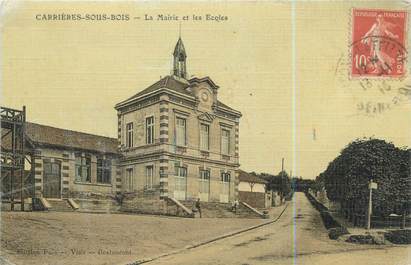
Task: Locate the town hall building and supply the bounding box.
[115,38,242,203]
[1,38,243,214]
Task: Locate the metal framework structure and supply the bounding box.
[1,106,34,211]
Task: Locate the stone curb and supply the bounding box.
[127,202,289,265]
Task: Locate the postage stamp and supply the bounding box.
[351,9,408,78]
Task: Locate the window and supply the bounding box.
[175,163,187,177]
[97,158,111,184]
[221,172,231,183]
[75,154,91,182]
[126,122,134,148]
[221,129,230,155]
[145,166,154,190]
[44,162,60,176]
[146,116,154,144]
[200,124,209,150]
[126,168,134,191]
[176,117,186,146]
[199,169,210,181]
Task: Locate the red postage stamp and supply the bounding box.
[351,9,408,78]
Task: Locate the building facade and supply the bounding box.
[238,170,271,208]
[23,122,121,199]
[115,38,242,203]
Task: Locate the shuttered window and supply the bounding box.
[200,124,209,150]
[75,154,91,183]
[126,122,133,148]
[176,117,186,146]
[146,166,154,189]
[146,116,154,144]
[126,168,134,191]
[221,172,231,183]
[97,158,111,184]
[221,129,230,155]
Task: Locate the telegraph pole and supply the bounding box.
[367,180,377,230]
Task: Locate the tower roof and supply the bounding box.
[115,75,241,116]
[173,37,186,58]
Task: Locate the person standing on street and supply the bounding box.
[195,198,202,218]
[231,199,239,213]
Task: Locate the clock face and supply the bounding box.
[201,91,209,102]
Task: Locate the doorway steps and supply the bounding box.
[45,198,76,212]
[180,200,262,218]
[73,199,120,213]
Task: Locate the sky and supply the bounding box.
[1,1,410,179]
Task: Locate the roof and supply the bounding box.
[25,122,119,154]
[189,76,219,89]
[116,76,191,107]
[238,170,267,184]
[116,75,240,115]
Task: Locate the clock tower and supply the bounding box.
[173,37,187,79]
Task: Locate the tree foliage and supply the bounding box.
[262,171,292,199]
[291,177,315,192]
[321,138,410,217]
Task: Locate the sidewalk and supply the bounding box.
[266,202,289,219]
[128,202,289,265]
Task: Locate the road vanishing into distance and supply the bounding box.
[149,192,410,265]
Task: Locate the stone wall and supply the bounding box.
[120,190,191,217]
[239,191,266,209]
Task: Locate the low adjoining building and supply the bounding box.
[25,122,121,199]
[238,170,271,209]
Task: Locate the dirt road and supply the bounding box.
[146,192,411,265]
[1,211,265,265]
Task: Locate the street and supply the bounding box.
[0,210,265,265]
[147,192,411,265]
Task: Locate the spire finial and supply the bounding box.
[172,34,187,79]
[179,21,182,38]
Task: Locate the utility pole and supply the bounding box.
[367,180,377,230]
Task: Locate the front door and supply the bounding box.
[199,170,210,202]
[220,172,230,203]
[174,166,187,200]
[220,182,229,203]
[174,175,187,200]
[43,162,61,198]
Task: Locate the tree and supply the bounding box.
[312,173,325,194]
[291,177,315,192]
[266,171,292,201]
[321,138,410,221]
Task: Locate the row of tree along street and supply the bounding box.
[251,170,315,200]
[248,171,293,202]
[312,138,410,228]
[252,171,314,202]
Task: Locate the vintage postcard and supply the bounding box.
[0,1,410,265]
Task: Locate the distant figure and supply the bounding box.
[195,198,202,218]
[231,199,239,213]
